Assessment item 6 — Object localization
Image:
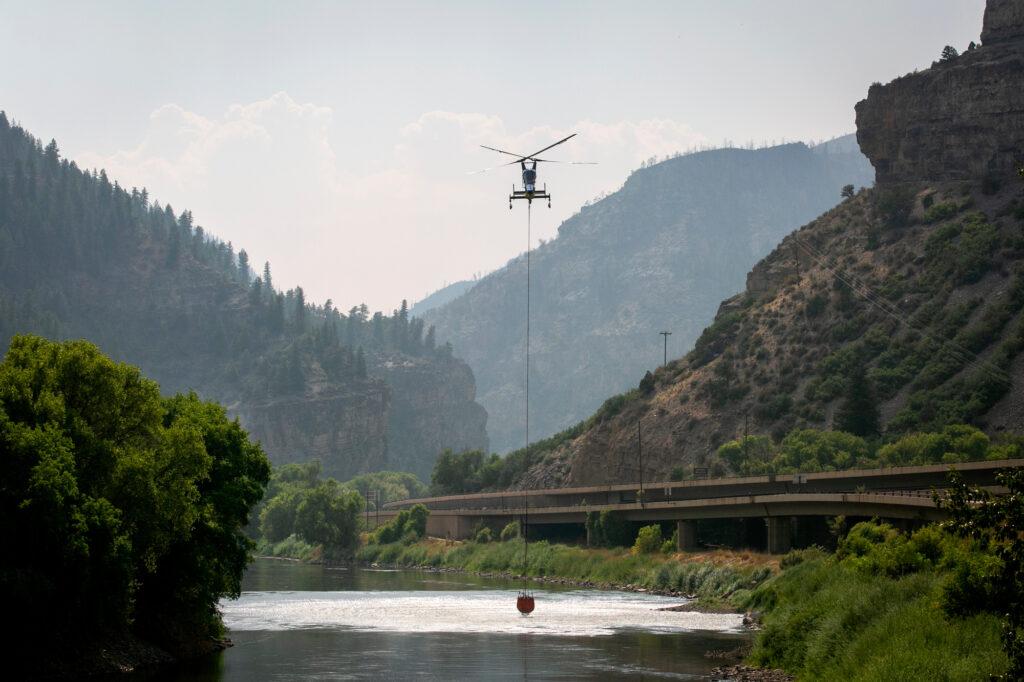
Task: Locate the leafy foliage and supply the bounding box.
[715,424,1019,476]
[0,336,270,663]
[372,504,429,545]
[745,520,1009,678]
[941,468,1024,679]
[632,524,663,555]
[256,461,366,558]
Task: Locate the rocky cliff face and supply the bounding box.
[425,139,873,454]
[856,2,1024,184]
[983,0,1024,45]
[375,353,489,478]
[234,382,391,478]
[516,0,1024,488]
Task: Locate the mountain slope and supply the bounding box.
[511,3,1024,488]
[411,279,477,316]
[424,138,873,453]
[0,115,488,480]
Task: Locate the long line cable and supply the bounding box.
[524,201,531,568]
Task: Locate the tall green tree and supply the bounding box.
[0,336,270,666]
[835,364,880,438]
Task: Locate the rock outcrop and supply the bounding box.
[856,1,1024,184]
[983,0,1024,45]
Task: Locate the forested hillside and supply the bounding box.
[0,114,487,480]
[424,138,873,453]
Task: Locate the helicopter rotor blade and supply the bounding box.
[479,144,531,159]
[466,159,521,175]
[479,133,579,163]
[521,133,578,160]
[534,158,598,165]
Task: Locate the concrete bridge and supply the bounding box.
[380,459,1021,553]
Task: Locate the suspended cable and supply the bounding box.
[524,201,530,568]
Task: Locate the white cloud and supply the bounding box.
[77,94,707,311]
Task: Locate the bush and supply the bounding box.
[373,503,429,545]
[474,526,494,543]
[779,547,827,570]
[923,201,959,224]
[875,185,917,228]
[632,524,663,555]
[500,521,520,541]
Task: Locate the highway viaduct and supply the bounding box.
[380,459,1023,554]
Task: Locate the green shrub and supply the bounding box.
[474,526,494,543]
[632,524,663,554]
[747,546,1007,679]
[923,201,959,223]
[374,504,429,544]
[780,547,827,570]
[500,521,520,541]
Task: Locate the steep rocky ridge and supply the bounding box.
[856,2,1024,184]
[425,139,872,453]
[514,0,1024,488]
[0,116,487,481]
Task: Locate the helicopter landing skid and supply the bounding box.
[510,184,551,209]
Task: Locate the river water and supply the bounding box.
[141,559,750,680]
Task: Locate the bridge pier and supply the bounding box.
[676,520,698,552]
[766,516,793,555]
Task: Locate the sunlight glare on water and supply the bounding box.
[222,588,744,636]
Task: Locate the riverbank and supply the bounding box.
[356,537,777,610]
[742,532,1010,680]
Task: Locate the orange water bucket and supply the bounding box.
[516,593,535,615]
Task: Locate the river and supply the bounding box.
[137,558,751,680]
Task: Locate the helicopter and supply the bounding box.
[472,133,595,209]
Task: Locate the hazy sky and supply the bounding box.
[1,0,986,311]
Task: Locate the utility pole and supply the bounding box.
[659,331,672,367]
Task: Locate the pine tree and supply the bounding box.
[249,277,263,306]
[356,347,368,379]
[294,287,306,331]
[237,249,250,282]
[425,325,436,351]
[835,364,880,438]
[263,262,273,292]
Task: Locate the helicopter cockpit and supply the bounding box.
[521,161,537,192]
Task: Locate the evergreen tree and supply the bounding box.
[356,346,368,379]
[425,325,436,351]
[294,286,306,331]
[263,261,273,292]
[237,249,251,282]
[835,364,880,438]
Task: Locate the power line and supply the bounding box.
[792,235,1011,388]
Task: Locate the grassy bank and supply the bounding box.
[737,530,1009,680]
[357,538,775,606]
[257,534,322,562]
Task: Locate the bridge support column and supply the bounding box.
[677,520,697,552]
[766,517,792,555]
